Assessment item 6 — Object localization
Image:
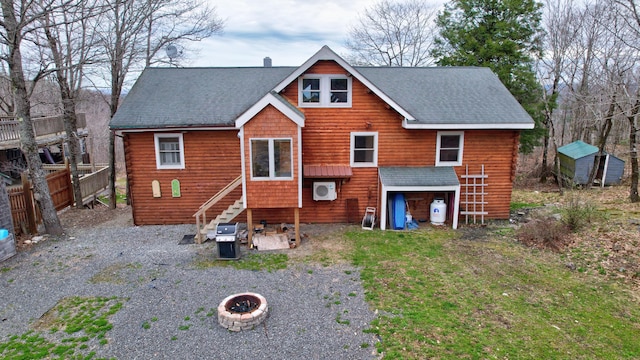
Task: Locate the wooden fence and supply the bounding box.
[8,184,36,235]
[8,163,109,235]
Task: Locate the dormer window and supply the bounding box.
[299,75,351,107]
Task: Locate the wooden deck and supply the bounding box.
[0,114,87,150]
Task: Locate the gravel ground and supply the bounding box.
[0,214,379,359]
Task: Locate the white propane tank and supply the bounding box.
[430,198,447,225]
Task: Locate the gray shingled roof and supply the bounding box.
[379,166,460,187]
[110,67,296,129]
[110,65,532,130]
[356,66,532,126]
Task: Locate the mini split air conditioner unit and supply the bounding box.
[313,181,337,201]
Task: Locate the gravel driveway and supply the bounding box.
[0,214,379,359]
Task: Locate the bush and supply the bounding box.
[561,193,599,232]
[516,217,570,252]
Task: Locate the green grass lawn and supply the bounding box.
[349,228,640,359]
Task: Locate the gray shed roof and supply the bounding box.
[111,59,533,130]
[379,166,460,187]
[110,67,296,129]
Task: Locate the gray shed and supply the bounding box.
[557,140,625,186]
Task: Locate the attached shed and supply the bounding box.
[557,140,625,186]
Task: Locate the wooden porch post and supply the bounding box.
[65,160,73,206]
[294,207,300,247]
[247,208,253,248]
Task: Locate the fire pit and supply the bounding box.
[217,292,268,332]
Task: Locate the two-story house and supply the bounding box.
[109,46,533,243]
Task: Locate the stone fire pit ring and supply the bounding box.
[217,292,268,332]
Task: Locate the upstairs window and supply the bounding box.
[301,78,320,103]
[251,138,293,180]
[330,78,348,103]
[300,75,351,107]
[351,132,378,167]
[436,131,464,166]
[154,133,185,169]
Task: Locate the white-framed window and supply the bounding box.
[299,75,352,107]
[350,132,378,167]
[436,131,464,166]
[154,133,185,169]
[250,138,293,180]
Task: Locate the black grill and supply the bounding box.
[215,223,240,260]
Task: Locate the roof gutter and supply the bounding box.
[112,126,238,136]
[402,118,535,130]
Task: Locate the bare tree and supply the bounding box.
[95,0,223,208]
[0,0,63,235]
[538,0,581,183]
[582,2,631,189]
[564,2,611,144]
[612,0,640,201]
[38,0,104,208]
[345,0,438,66]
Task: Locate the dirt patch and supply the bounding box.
[288,223,361,264]
[14,205,133,251]
[458,225,491,241]
[58,204,132,230]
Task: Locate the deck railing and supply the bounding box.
[42,163,108,176]
[78,166,109,204]
[0,114,86,142]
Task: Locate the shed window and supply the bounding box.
[154,133,185,169]
[436,131,464,166]
[251,138,292,180]
[351,132,378,167]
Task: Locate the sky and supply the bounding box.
[183,0,392,67]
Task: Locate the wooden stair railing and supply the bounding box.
[193,175,242,243]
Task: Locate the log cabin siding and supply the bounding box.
[124,131,245,225]
[122,59,522,226]
[456,130,520,219]
[282,61,395,221]
[243,105,299,208]
[281,60,518,223]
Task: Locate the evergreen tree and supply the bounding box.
[432,0,545,153]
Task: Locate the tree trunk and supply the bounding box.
[109,84,119,209]
[108,10,123,210]
[109,129,116,209]
[541,125,549,183]
[628,113,639,202]
[61,98,83,209]
[43,24,83,209]
[586,99,615,189]
[1,0,63,235]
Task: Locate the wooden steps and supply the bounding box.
[199,198,244,240]
[193,175,242,244]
